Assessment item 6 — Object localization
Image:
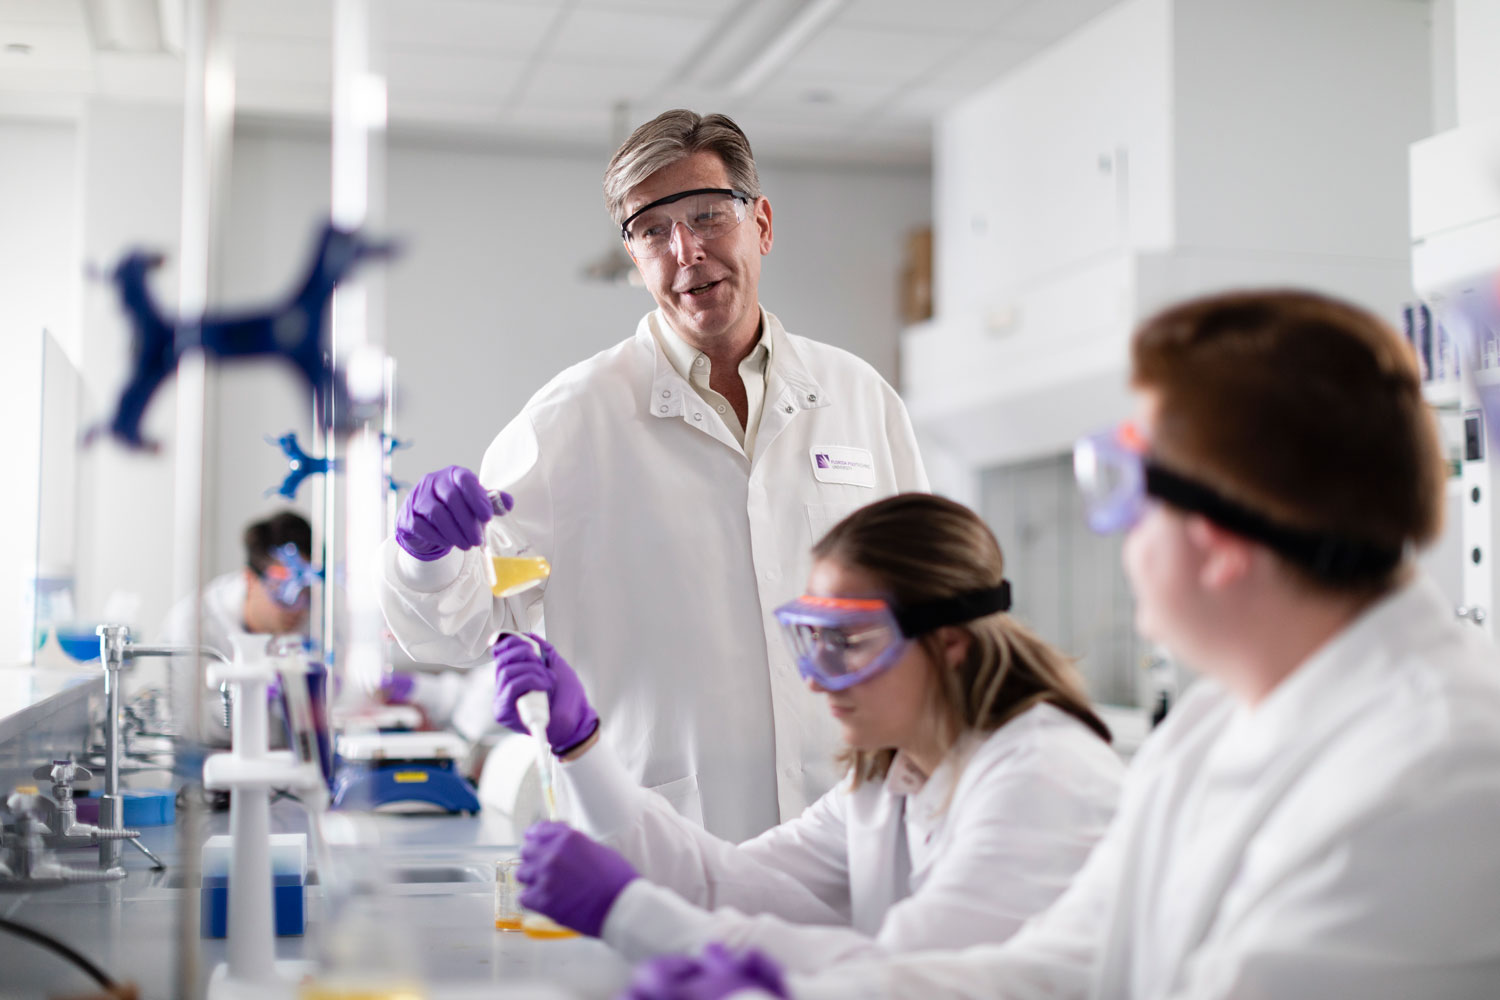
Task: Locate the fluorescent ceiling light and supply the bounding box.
[727,0,847,97]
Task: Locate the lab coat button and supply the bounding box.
[661,390,670,398]
[693,413,703,422]
[694,357,705,367]
[807,393,817,402]
[659,405,668,414]
[716,404,726,413]
[783,404,794,414]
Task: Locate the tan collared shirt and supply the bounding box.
[650,312,773,457]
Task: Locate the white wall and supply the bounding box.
[1172,0,1430,262]
[207,126,931,620]
[0,120,80,660]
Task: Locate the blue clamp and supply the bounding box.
[91,222,399,451]
[267,432,334,500]
[267,430,412,500]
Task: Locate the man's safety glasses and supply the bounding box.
[620,188,752,259]
[1073,421,1402,582]
[774,583,1013,691]
[257,543,320,610]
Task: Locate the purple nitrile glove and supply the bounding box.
[492,633,599,754]
[394,465,495,562]
[378,671,416,705]
[516,820,638,938]
[622,944,789,1000]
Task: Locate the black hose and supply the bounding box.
[0,914,118,989]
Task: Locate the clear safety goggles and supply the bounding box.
[620,187,752,259]
[1073,421,1152,533]
[1073,422,1403,582]
[774,583,1013,691]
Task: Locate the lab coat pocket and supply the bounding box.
[648,773,704,825]
[805,502,856,547]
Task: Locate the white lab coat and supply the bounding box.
[158,570,249,660]
[562,703,1122,973]
[156,570,252,744]
[794,574,1500,1000]
[378,308,928,842]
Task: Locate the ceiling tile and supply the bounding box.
[382,1,559,56]
[0,0,87,26]
[754,74,896,117]
[547,8,721,63]
[234,34,330,90]
[841,0,1031,33]
[779,24,969,85]
[882,83,972,120]
[516,56,675,108]
[924,33,1038,90]
[224,0,331,39]
[0,21,91,69]
[573,0,740,12]
[996,0,1123,42]
[387,48,529,100]
[386,93,507,128]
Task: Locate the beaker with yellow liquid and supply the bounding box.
[521,912,578,939]
[494,857,524,931]
[484,490,551,598]
[300,983,425,1000]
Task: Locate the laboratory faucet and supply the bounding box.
[96,624,229,868]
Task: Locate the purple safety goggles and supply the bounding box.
[1072,421,1402,582]
[774,583,1012,691]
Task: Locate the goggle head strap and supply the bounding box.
[891,581,1012,638]
[1144,464,1403,584]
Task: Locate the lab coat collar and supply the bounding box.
[641,308,827,424]
[1208,572,1450,776]
[884,732,981,815]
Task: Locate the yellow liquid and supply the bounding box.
[490,556,551,598]
[300,983,424,1000]
[494,917,524,931]
[521,912,578,939]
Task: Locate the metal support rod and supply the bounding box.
[95,625,129,869]
[171,4,231,990]
[331,0,389,696]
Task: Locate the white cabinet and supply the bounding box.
[906,0,1430,474]
[935,0,1172,327]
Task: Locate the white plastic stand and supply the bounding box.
[202,633,324,1000]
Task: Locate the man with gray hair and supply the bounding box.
[377,110,927,842]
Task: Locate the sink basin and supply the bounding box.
[388,863,491,884]
[154,863,490,888]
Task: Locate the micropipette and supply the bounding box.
[496,631,558,820]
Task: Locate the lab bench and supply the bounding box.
[0,796,634,998]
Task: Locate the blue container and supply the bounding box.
[278,661,334,789]
[201,874,305,938]
[54,626,103,662]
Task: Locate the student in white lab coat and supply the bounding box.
[378,110,927,842]
[494,493,1123,973]
[620,289,1500,1000]
[158,510,313,744]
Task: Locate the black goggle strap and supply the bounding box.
[1144,464,1403,583]
[891,581,1013,638]
[620,187,753,239]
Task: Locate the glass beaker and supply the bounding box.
[494,857,523,931]
[484,491,551,598]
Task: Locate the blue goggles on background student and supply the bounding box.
[773,582,1012,691]
[257,542,321,610]
[1073,421,1403,583]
